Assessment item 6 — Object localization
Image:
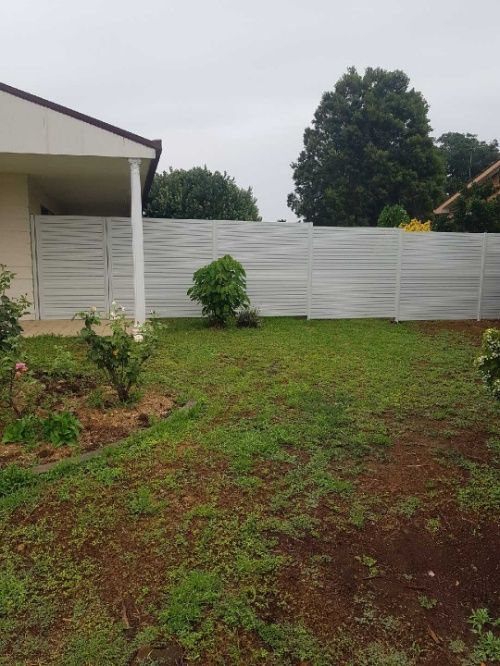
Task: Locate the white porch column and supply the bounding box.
[128,158,146,324]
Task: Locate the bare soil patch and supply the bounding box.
[271,411,499,663]
[416,319,500,345]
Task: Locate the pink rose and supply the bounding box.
[15,362,28,373]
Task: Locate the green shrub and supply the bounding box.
[0,265,30,352]
[377,204,410,228]
[475,328,500,398]
[2,414,42,445]
[42,411,81,446]
[187,255,249,327]
[76,302,159,402]
[236,306,261,328]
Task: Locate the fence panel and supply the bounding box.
[481,235,500,319]
[398,233,483,321]
[310,227,400,319]
[109,218,213,317]
[34,216,500,322]
[216,221,309,316]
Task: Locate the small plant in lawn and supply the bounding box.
[127,485,159,517]
[468,608,500,662]
[475,328,500,398]
[76,302,159,402]
[42,412,81,446]
[395,495,421,518]
[187,255,249,327]
[355,555,379,578]
[0,464,35,497]
[236,306,261,328]
[418,595,437,610]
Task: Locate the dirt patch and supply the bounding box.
[0,389,174,469]
[270,403,499,663]
[415,319,500,345]
[275,511,498,664]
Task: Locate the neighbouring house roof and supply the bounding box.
[0,81,162,211]
[434,158,500,215]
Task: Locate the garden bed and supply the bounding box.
[0,381,174,468]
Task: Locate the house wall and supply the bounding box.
[0,173,34,316]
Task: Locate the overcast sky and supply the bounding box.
[1,0,499,221]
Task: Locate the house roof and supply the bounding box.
[434,158,500,215]
[0,81,162,203]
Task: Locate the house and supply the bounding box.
[434,158,500,216]
[0,82,162,323]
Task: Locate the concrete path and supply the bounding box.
[22,320,111,337]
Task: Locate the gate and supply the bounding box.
[34,216,109,319]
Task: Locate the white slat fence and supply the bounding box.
[33,216,500,321]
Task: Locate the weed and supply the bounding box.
[356,555,380,578]
[42,411,81,446]
[458,463,500,512]
[0,465,35,497]
[2,414,42,444]
[127,485,160,517]
[424,517,441,533]
[58,599,132,665]
[448,638,466,654]
[395,495,421,518]
[86,387,108,409]
[468,607,500,662]
[0,565,28,618]
[352,641,419,665]
[418,595,437,610]
[159,569,221,637]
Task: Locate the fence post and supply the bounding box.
[394,228,403,322]
[212,220,218,261]
[477,232,487,321]
[306,223,313,320]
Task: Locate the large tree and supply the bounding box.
[288,67,444,226]
[145,167,260,221]
[436,132,500,196]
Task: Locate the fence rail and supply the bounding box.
[33,216,500,321]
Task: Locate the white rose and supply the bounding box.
[133,334,144,343]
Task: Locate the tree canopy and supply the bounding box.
[288,67,445,226]
[145,167,261,221]
[436,132,500,197]
[433,182,500,233]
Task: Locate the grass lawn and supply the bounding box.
[0,317,499,665]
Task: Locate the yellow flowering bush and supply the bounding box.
[400,219,432,232]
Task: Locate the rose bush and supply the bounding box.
[475,328,500,398]
[75,302,160,402]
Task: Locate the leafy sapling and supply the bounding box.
[187,255,249,327]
